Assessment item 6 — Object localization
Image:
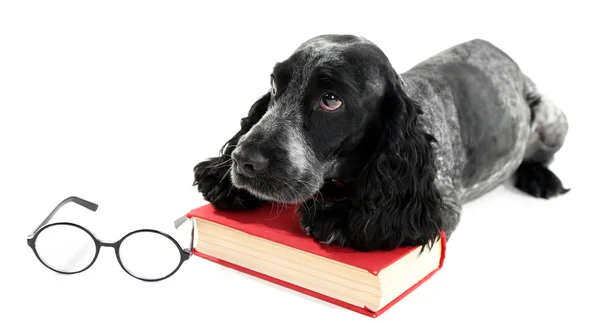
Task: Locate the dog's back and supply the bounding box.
[400,39,566,202]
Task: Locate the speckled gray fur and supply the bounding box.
[398,39,568,237]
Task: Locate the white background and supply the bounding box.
[1,1,599,322]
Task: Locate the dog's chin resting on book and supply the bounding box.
[193,35,570,252]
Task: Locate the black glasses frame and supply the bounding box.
[27,196,194,282]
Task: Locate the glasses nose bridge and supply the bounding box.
[99,240,118,248]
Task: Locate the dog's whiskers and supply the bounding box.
[296,178,322,213]
[207,159,233,169]
[281,180,313,219]
[218,165,233,184]
[226,182,234,197]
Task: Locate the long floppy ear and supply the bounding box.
[193,92,271,210]
[347,71,446,250]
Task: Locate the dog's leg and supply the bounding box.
[515,75,570,198]
[194,154,264,210]
[435,182,462,242]
[298,198,352,247]
[298,188,461,251]
[346,182,462,250]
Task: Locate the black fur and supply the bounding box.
[514,161,570,199]
[298,72,446,251]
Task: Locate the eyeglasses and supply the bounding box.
[27,196,194,282]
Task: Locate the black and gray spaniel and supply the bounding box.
[193,35,569,251]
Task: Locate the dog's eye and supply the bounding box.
[320,93,342,111]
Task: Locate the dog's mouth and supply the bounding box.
[230,166,322,203]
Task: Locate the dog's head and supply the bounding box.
[196,34,445,248]
[221,34,439,210]
[228,35,396,203]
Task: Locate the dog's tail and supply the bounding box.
[514,161,570,199]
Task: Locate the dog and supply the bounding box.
[193,35,569,251]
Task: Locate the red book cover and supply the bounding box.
[186,202,446,318]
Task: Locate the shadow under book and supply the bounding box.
[185,203,446,318]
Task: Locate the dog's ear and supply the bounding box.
[347,70,446,250]
[192,92,271,210]
[219,92,271,158]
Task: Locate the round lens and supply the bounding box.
[34,224,97,273]
[118,231,182,280]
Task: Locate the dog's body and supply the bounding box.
[194,36,569,251]
[396,39,569,236]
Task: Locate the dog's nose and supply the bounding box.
[231,148,269,177]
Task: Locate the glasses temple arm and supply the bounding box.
[174,214,194,254]
[174,215,188,230]
[29,196,98,237]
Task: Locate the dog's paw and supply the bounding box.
[206,185,264,210]
[302,219,347,247]
[193,157,264,210]
[514,161,570,199]
[298,199,352,247]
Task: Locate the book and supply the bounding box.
[185,202,446,318]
